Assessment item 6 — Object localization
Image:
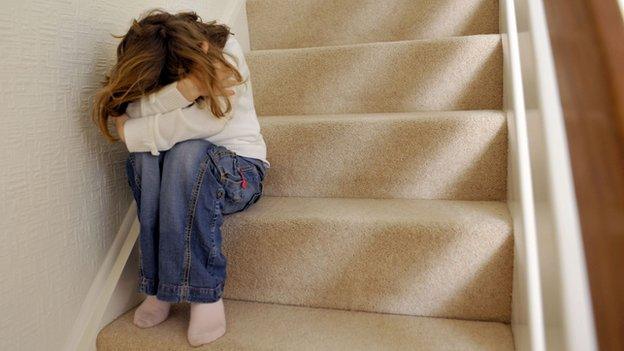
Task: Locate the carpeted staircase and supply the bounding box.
[97,0,514,349]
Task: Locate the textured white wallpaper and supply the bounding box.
[0,1,218,350]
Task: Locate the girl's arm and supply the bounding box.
[120,71,234,155]
[126,79,201,118]
[118,36,245,155]
[120,101,231,155]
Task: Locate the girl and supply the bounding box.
[92,9,268,347]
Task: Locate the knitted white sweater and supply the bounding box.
[122,34,269,167]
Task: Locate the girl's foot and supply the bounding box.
[187,298,226,347]
[133,295,171,328]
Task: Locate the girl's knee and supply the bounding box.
[163,139,220,181]
[127,152,159,175]
[168,139,215,158]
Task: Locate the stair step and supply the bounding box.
[220,196,512,322]
[247,0,499,50]
[97,299,515,351]
[246,35,503,116]
[260,111,507,200]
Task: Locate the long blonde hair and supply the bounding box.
[92,9,243,142]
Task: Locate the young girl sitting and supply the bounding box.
[92,9,268,347]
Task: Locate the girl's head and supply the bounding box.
[93,9,243,142]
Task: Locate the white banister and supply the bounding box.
[501,0,545,349]
[502,0,598,350]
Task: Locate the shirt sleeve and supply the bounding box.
[123,102,231,155]
[225,36,251,81]
[136,81,194,116]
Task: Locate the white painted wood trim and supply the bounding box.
[522,1,597,349]
[504,0,598,350]
[500,0,545,350]
[63,2,249,350]
[63,202,140,351]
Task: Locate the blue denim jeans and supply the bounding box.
[124,139,266,303]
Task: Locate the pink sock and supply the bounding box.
[133,295,171,328]
[187,298,227,346]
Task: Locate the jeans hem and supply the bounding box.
[137,275,224,303]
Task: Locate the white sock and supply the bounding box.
[187,298,227,347]
[133,295,171,328]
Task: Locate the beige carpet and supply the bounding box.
[98,0,514,349]
[220,196,513,322]
[97,300,514,351]
[247,0,499,50]
[247,35,503,116]
[260,111,507,200]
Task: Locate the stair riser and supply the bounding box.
[221,198,513,322]
[247,0,499,49]
[247,36,503,116]
[260,112,507,200]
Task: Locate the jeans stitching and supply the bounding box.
[139,276,224,303]
[207,148,247,204]
[242,191,261,212]
[206,198,222,274]
[181,151,212,296]
[137,242,145,278]
[128,154,142,191]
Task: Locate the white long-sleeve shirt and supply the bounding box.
[122,34,269,167]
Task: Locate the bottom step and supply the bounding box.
[97,299,514,350]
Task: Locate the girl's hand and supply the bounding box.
[214,61,239,97]
[176,77,201,102]
[113,113,130,143]
[176,62,238,102]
